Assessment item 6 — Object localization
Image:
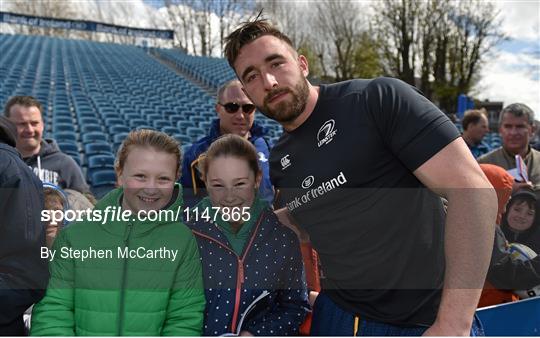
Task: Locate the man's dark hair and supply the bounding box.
[462,109,487,131]
[4,96,43,117]
[224,18,294,69]
[499,103,535,126]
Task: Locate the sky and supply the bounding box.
[140,0,540,117]
[475,1,540,118]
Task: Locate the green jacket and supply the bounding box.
[31,185,205,336]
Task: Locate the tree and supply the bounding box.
[373,0,506,113]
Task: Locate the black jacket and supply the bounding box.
[488,225,540,291]
[0,121,48,335]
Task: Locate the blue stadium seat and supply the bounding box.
[173,133,191,145]
[146,113,162,122]
[152,119,169,129]
[87,154,115,171]
[90,169,116,186]
[129,118,146,128]
[82,132,108,144]
[79,117,97,126]
[53,123,76,133]
[161,126,178,135]
[84,142,113,157]
[58,142,78,154]
[53,117,72,125]
[104,118,124,126]
[169,115,184,125]
[186,127,204,138]
[80,124,102,133]
[108,125,131,134]
[177,121,196,131]
[53,131,78,143]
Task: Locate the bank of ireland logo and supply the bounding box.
[317,119,337,147]
[302,175,315,189]
[281,154,291,170]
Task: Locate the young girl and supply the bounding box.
[501,188,540,253]
[31,129,205,336]
[186,134,308,336]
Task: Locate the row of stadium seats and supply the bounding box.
[0,33,283,196]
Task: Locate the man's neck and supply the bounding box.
[505,146,530,159]
[282,85,320,132]
[220,127,251,139]
[461,133,476,147]
[19,146,40,159]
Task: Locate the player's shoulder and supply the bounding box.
[321,77,407,99]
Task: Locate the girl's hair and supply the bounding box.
[197,134,260,180]
[115,129,181,176]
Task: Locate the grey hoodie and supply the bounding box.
[24,138,89,193]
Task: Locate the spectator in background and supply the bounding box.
[181,80,273,206]
[224,18,495,336]
[501,188,540,253]
[478,103,540,189]
[4,96,90,193]
[0,116,48,335]
[478,164,540,307]
[42,183,70,249]
[462,108,491,158]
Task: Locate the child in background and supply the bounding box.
[478,164,540,307]
[501,188,540,253]
[42,183,69,248]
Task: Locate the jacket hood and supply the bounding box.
[0,116,17,147]
[43,182,70,210]
[208,119,266,140]
[94,183,184,237]
[24,138,61,163]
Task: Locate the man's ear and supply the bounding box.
[298,55,309,77]
[530,122,537,137]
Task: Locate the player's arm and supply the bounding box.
[413,137,497,336]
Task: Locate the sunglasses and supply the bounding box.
[219,102,256,114]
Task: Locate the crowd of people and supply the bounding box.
[1,17,539,336]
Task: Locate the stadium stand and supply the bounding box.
[0,33,283,196]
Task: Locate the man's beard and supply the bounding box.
[260,77,309,124]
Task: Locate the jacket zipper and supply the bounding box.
[117,223,133,336]
[191,212,264,334]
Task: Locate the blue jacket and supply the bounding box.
[180,119,274,206]
[0,143,48,335]
[185,207,309,336]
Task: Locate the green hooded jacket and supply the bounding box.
[31,185,205,336]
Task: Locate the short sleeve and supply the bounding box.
[365,77,460,171]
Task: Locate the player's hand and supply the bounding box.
[239,331,253,336]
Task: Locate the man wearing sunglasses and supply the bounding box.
[181,79,274,206]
